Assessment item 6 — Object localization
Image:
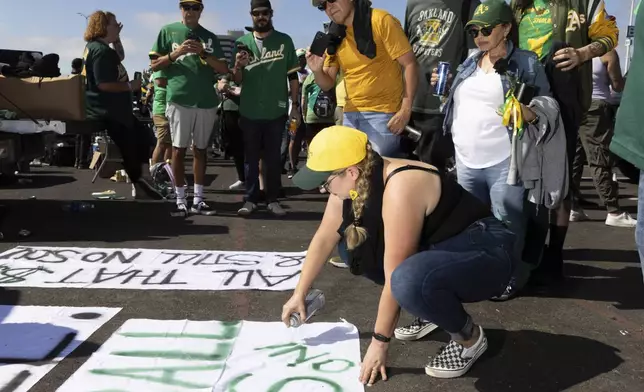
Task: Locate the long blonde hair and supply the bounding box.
[344,144,377,250]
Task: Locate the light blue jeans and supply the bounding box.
[343,111,404,157]
[636,171,644,282]
[455,157,527,278]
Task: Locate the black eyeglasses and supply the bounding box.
[317,0,337,11]
[467,26,495,38]
[181,4,202,12]
[321,169,346,193]
[251,9,271,17]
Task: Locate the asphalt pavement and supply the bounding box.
[0,158,643,392]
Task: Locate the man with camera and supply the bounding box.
[308,0,418,158]
[149,0,246,218]
[234,0,301,217]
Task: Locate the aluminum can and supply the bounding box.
[289,289,325,328]
[433,61,451,97]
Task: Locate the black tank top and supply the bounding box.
[340,156,491,281]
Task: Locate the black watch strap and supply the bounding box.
[372,332,391,343]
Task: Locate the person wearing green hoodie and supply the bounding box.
[610,3,644,282]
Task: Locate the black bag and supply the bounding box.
[313,88,337,119]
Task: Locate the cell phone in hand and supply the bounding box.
[133,71,142,81]
[236,43,251,54]
[310,31,331,57]
[515,83,536,106]
[186,30,199,41]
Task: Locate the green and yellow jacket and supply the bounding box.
[511,0,618,111]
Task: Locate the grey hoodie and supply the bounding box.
[508,96,568,209]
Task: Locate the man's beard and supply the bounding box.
[253,19,273,33]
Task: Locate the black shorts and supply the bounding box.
[305,122,332,141]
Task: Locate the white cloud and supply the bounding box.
[135,11,221,34]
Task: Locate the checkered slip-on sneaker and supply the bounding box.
[425,326,488,379]
[394,317,439,341]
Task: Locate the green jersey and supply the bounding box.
[518,0,554,60]
[235,31,299,120]
[82,40,132,125]
[150,22,225,109]
[151,71,167,116]
[302,73,334,124]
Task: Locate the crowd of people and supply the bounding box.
[77,0,643,387]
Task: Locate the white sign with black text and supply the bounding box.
[0,246,306,291]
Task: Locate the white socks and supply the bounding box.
[176,186,187,206]
[193,184,204,205]
[175,185,205,206]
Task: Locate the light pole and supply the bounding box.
[77,12,89,24]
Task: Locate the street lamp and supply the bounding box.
[77,12,89,23]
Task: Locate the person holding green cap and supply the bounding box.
[281,125,516,383]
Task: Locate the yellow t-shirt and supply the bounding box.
[324,9,412,113]
[335,71,347,108]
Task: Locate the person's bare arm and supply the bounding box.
[202,55,231,75]
[603,50,625,92]
[314,66,338,92]
[292,194,344,297]
[112,39,125,61]
[578,41,609,63]
[150,41,201,71]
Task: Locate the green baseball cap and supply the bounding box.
[465,0,513,28]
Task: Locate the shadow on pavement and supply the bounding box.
[470,329,623,392]
[563,248,640,264]
[0,175,77,189]
[0,199,229,243]
[526,264,644,310]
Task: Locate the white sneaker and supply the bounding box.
[570,208,590,222]
[229,180,245,190]
[425,326,488,379]
[605,211,637,228]
[328,256,348,268]
[394,317,439,341]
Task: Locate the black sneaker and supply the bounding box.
[171,203,189,218]
[134,178,164,200]
[190,201,217,216]
[490,276,519,302]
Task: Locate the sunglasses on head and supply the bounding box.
[251,9,271,17]
[181,4,202,12]
[317,0,337,11]
[467,25,495,38]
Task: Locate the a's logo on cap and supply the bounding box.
[474,4,489,16]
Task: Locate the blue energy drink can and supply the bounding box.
[433,61,451,97]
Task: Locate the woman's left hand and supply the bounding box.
[387,108,411,135]
[359,341,389,386]
[553,47,583,71]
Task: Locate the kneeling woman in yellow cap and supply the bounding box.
[281,125,516,384]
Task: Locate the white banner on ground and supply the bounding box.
[0,305,121,392]
[0,246,306,291]
[58,319,364,392]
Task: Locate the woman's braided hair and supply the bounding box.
[344,143,377,250]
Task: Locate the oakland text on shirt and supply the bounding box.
[566,10,587,32]
[245,44,286,71]
[412,8,456,58]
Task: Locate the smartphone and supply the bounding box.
[133,71,142,81]
[515,83,536,106]
[310,31,331,57]
[236,43,251,55]
[186,30,199,41]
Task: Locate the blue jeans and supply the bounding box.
[343,111,404,157]
[455,156,528,284]
[391,217,515,339]
[637,171,644,282]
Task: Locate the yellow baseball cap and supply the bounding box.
[292,126,368,190]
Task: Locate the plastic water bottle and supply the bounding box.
[290,289,326,328]
[62,201,95,213]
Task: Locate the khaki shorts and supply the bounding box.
[165,102,217,149]
[152,114,171,144]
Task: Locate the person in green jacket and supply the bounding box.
[610,4,644,282]
[498,0,619,300]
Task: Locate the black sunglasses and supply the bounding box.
[317,0,337,11]
[467,25,495,38]
[251,9,271,17]
[321,169,346,193]
[181,4,202,12]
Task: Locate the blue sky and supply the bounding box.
[0,0,637,75]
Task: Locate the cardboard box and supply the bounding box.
[0,74,85,121]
